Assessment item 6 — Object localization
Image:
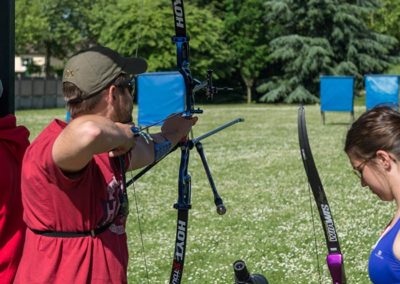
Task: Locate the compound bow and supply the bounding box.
[297,105,346,284]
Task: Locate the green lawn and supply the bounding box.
[16,104,391,283]
[387,64,400,75]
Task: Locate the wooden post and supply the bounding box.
[0,0,15,116]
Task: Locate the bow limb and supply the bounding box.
[297,105,346,284]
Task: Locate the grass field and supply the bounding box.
[16,104,392,283]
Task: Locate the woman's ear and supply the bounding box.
[376,150,393,170]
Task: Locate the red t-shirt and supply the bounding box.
[15,119,130,284]
[0,115,29,284]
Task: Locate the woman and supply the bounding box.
[345,106,400,283]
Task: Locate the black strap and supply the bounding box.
[29,222,112,238]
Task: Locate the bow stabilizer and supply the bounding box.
[297,105,346,284]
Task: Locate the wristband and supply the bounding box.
[131,126,152,144]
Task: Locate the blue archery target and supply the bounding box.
[320,76,354,112]
[137,72,186,127]
[365,75,399,110]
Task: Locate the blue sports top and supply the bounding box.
[369,218,400,283]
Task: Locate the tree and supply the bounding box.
[190,0,226,18]
[371,0,400,43]
[97,0,231,80]
[257,0,399,103]
[224,0,270,103]
[258,35,334,103]
[15,0,106,77]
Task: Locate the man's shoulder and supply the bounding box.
[31,119,65,143]
[25,120,62,159]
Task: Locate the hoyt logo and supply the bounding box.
[322,204,337,242]
[175,220,186,261]
[171,220,186,284]
[173,0,185,29]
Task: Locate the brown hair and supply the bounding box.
[64,73,130,118]
[345,106,400,160]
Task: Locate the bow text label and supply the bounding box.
[322,204,338,242]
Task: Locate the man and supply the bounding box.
[14,46,197,283]
[0,79,30,283]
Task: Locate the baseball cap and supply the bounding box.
[62,45,147,102]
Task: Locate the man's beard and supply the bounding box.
[121,110,133,124]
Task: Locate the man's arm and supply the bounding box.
[52,115,135,172]
[127,115,197,170]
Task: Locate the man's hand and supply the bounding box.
[161,114,198,145]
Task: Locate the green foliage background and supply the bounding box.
[257,0,399,103]
[15,0,400,103]
[17,105,393,283]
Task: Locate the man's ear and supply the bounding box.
[376,150,393,170]
[105,85,117,102]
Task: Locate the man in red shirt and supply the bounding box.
[0,79,30,283]
[15,46,196,283]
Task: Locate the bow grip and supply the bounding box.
[327,253,345,284]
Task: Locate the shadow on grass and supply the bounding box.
[323,122,353,126]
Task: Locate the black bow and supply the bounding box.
[298,105,346,284]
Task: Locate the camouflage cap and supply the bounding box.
[62,45,147,101]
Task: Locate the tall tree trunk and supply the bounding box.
[241,72,253,104]
[45,41,51,78]
[246,85,252,104]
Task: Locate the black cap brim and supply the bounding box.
[121,57,148,75]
